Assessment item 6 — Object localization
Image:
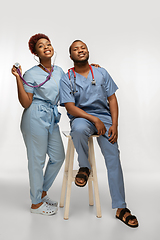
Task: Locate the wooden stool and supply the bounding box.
[60,131,102,220]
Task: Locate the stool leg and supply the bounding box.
[60,138,72,208]
[88,144,94,206]
[88,178,94,206]
[89,138,102,218]
[64,139,75,220]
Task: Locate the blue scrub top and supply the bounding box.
[60,66,118,125]
[23,65,65,105]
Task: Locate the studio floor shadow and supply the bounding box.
[0,172,159,240]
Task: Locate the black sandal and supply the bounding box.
[75,167,90,187]
[116,208,139,228]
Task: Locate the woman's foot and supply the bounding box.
[30,202,58,215]
[116,208,139,228]
[31,190,47,209]
[31,202,43,209]
[42,195,58,207]
[41,191,58,206]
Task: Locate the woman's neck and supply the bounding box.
[39,59,52,72]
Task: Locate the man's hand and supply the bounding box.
[108,125,118,144]
[65,102,106,135]
[94,117,106,135]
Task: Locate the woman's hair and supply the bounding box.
[28,33,50,54]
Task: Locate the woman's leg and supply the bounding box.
[21,106,48,205]
[43,123,65,192]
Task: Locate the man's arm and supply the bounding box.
[107,93,118,143]
[64,102,106,136]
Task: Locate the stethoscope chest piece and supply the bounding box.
[91,79,96,85]
[14,62,20,69]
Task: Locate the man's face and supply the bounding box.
[70,41,89,63]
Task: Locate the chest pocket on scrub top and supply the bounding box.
[96,78,107,101]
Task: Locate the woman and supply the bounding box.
[12,33,65,216]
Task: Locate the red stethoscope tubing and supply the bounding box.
[68,65,95,80]
[68,65,96,95]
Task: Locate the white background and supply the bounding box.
[0,0,159,239]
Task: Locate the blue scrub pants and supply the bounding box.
[70,118,126,209]
[21,101,65,204]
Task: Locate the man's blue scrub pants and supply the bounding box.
[70,118,126,209]
[20,101,65,204]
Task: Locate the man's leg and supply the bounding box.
[97,130,138,227]
[70,118,96,169]
[97,131,126,209]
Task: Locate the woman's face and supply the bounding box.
[35,38,54,60]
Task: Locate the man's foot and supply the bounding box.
[116,208,139,228]
[75,167,90,187]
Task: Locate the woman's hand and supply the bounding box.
[11,65,22,78]
[11,64,33,108]
[108,125,118,143]
[91,63,101,68]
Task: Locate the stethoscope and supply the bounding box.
[68,65,96,95]
[14,52,57,88]
[14,63,54,88]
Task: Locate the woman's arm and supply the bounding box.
[64,102,106,135]
[12,66,33,108]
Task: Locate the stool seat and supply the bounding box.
[60,131,102,220]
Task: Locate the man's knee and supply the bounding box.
[71,118,91,137]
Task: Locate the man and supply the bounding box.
[60,40,138,228]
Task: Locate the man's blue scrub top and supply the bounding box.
[60,66,118,126]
